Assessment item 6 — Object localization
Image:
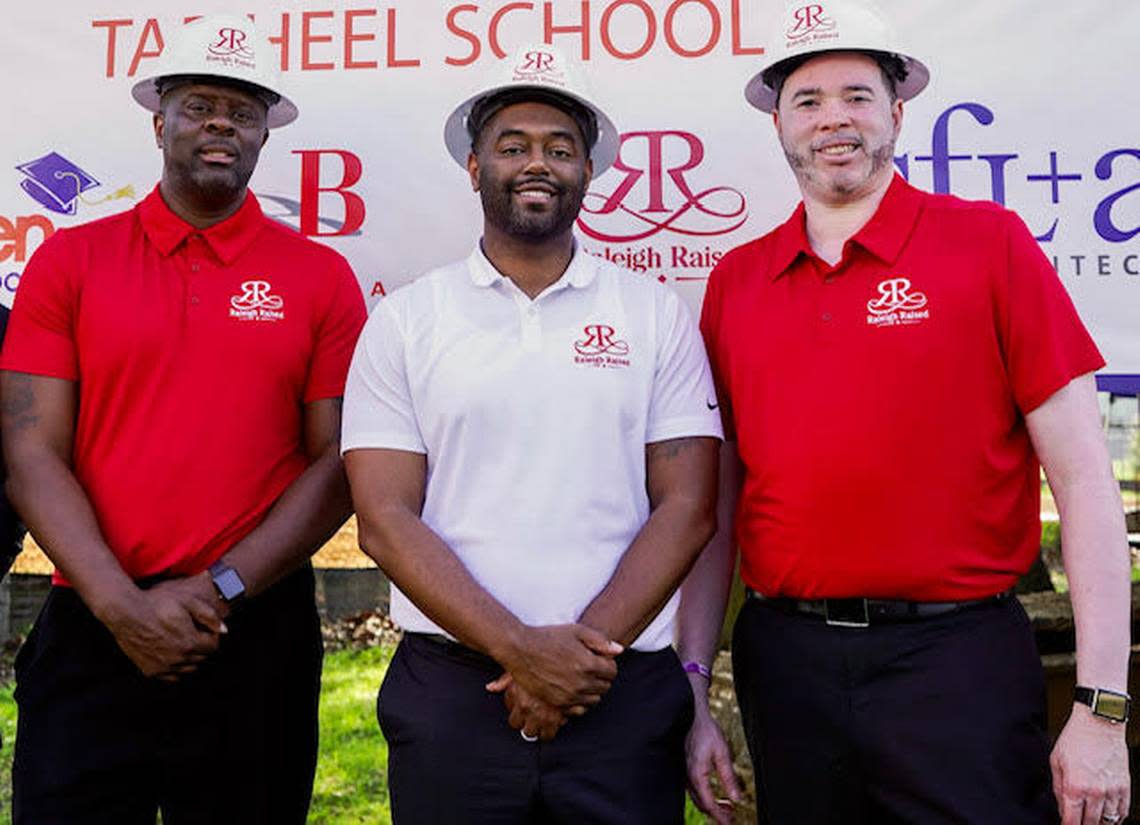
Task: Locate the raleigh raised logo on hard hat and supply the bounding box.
[206,27,256,71]
[786,4,839,49]
[512,50,567,87]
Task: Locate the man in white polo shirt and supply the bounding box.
[341,45,722,824]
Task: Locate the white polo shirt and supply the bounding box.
[342,244,722,651]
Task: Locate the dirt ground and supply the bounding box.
[11,516,375,575]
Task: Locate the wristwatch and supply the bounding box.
[208,560,246,605]
[1074,685,1131,723]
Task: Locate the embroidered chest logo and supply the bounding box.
[574,324,631,368]
[230,280,285,322]
[865,277,930,328]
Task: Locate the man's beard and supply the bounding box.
[782,136,896,198]
[479,171,587,242]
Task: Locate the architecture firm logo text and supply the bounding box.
[574,324,630,368]
[866,277,930,327]
[15,152,134,216]
[230,280,284,321]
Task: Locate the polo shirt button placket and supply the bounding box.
[185,236,205,314]
[818,269,844,346]
[521,303,541,351]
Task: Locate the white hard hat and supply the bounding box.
[745,0,929,113]
[131,15,297,128]
[444,44,620,174]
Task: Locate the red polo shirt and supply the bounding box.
[701,175,1103,601]
[1,187,366,583]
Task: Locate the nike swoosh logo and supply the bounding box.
[706,400,719,410]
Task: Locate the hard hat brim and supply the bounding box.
[131,74,299,129]
[444,84,620,175]
[744,50,930,113]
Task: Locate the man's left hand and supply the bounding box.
[1051,704,1130,825]
[496,675,574,741]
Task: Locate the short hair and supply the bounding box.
[764,51,907,109]
[156,74,279,111]
[467,88,598,153]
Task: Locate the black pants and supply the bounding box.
[12,566,323,825]
[380,633,693,825]
[732,595,1058,825]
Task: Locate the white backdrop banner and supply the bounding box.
[3,1,1137,378]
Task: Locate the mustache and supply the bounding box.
[509,177,567,194]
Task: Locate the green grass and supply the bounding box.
[0,681,13,823]
[0,645,711,824]
[310,645,394,824]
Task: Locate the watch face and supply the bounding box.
[1094,691,1131,722]
[214,567,245,601]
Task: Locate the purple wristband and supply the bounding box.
[683,661,712,680]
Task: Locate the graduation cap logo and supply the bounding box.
[15,152,135,216]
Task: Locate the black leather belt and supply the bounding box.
[746,589,1012,628]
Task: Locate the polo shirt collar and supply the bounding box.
[769,174,924,280]
[468,240,599,290]
[138,185,266,264]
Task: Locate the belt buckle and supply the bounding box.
[825,598,870,628]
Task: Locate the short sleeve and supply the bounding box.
[646,287,723,444]
[341,296,427,455]
[0,231,81,379]
[998,211,1104,413]
[303,254,367,403]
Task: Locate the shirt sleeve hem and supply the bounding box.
[645,417,725,444]
[340,434,428,456]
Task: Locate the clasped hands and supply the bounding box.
[99,572,229,682]
[487,623,623,742]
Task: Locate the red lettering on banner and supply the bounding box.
[446,5,481,66]
[600,0,655,60]
[302,11,335,70]
[665,0,720,58]
[386,8,420,67]
[731,0,763,55]
[370,281,387,297]
[344,9,378,69]
[0,216,55,264]
[264,13,291,71]
[128,19,164,77]
[544,1,590,59]
[92,19,133,78]
[295,150,366,237]
[94,5,763,74]
[490,2,534,58]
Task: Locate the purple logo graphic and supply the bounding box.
[16,153,101,216]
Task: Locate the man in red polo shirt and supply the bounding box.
[679,2,1132,824]
[0,15,365,825]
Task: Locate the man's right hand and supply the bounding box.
[489,623,622,709]
[98,583,225,680]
